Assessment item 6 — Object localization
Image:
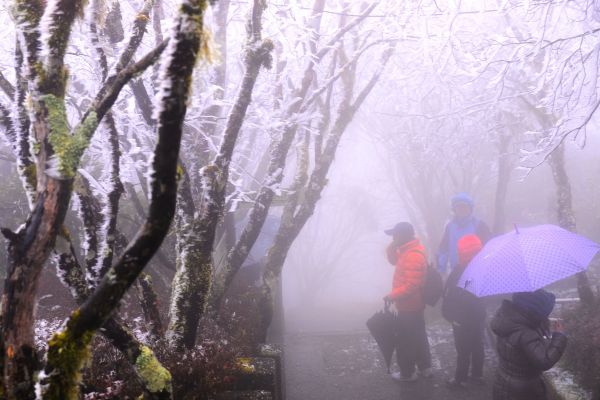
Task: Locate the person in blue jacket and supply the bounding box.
[437,192,490,274]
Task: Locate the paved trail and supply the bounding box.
[284,319,498,400]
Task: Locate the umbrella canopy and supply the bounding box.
[458,224,600,297]
[366,302,397,373]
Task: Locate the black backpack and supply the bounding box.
[441,285,485,325]
[413,250,443,307]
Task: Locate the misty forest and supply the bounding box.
[1,0,600,399]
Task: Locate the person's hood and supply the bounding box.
[451,192,474,209]
[512,290,555,320]
[491,300,542,338]
[457,234,482,266]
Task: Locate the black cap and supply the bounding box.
[384,222,415,238]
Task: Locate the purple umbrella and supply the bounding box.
[458,224,600,297]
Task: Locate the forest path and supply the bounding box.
[284,318,497,400]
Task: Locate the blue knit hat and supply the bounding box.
[512,289,556,319]
[451,192,474,209]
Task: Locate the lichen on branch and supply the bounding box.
[39,310,95,400]
[135,345,172,394]
[42,94,98,179]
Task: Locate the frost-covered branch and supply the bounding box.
[279,132,310,231]
[74,174,103,281]
[136,273,165,342]
[167,0,272,350]
[115,0,155,73]
[315,58,335,162]
[301,39,392,113]
[547,144,595,306]
[86,5,126,285]
[0,102,15,146]
[212,2,329,286]
[12,41,36,207]
[314,3,377,63]
[197,0,230,142]
[54,233,171,400]
[349,44,395,113]
[39,1,208,397]
[94,113,125,280]
[55,232,90,299]
[211,2,370,307]
[12,0,43,82]
[0,70,15,99]
[130,79,155,125]
[38,0,87,95]
[85,39,168,126]
[257,42,393,341]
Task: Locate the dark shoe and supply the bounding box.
[446,378,467,389]
[391,371,418,382]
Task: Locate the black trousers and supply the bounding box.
[395,311,431,377]
[452,320,484,382]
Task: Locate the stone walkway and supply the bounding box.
[284,319,498,400]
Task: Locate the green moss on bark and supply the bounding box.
[135,345,172,394]
[42,94,98,178]
[21,163,37,191]
[43,310,95,400]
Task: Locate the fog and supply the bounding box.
[1,0,600,399]
[283,105,600,332]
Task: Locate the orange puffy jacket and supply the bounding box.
[386,239,427,313]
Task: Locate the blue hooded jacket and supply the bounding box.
[437,193,490,272]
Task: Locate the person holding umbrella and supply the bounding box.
[491,290,567,400]
[383,222,432,382]
[453,224,599,399]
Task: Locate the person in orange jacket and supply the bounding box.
[384,222,432,382]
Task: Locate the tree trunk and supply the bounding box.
[166,0,273,350]
[548,144,595,306]
[2,2,88,396]
[492,133,512,235]
[136,274,165,342]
